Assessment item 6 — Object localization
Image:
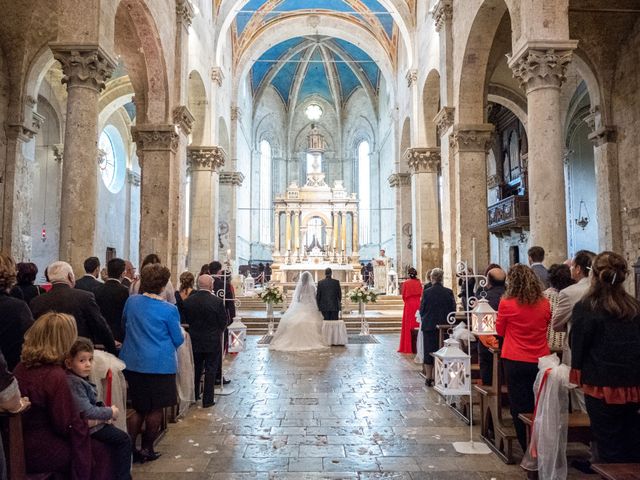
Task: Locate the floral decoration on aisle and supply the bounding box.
[347,285,378,304]
[258,284,284,304]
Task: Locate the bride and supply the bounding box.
[269,271,329,352]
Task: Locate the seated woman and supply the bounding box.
[9,262,45,304]
[13,312,111,479]
[120,263,184,463]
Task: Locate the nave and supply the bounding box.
[133,336,586,480]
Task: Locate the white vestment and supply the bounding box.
[373,256,390,293]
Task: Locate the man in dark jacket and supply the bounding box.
[30,261,116,355]
[0,284,33,371]
[419,268,456,386]
[74,256,102,294]
[477,267,506,385]
[209,260,234,385]
[94,258,129,343]
[316,268,342,320]
[183,274,228,407]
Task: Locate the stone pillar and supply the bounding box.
[435,107,455,287]
[285,210,292,252]
[218,171,244,261]
[352,212,359,258]
[294,210,300,255]
[406,148,442,279]
[450,125,494,272]
[187,146,225,273]
[332,211,339,250]
[509,43,577,264]
[132,124,179,271]
[1,100,41,260]
[587,120,622,252]
[50,45,116,274]
[340,211,347,253]
[389,172,412,274]
[125,169,141,263]
[432,0,454,105]
[274,210,280,253]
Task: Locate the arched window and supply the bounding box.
[260,139,272,244]
[98,125,125,194]
[358,140,370,244]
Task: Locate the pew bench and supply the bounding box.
[518,411,592,449]
[591,464,640,480]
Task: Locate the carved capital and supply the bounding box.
[219,171,245,186]
[187,146,226,171]
[211,67,224,86]
[388,173,412,188]
[449,125,495,153]
[50,44,116,92]
[173,105,195,134]
[434,107,455,137]
[4,123,37,142]
[588,126,617,147]
[230,106,241,121]
[127,169,141,186]
[132,125,179,152]
[508,42,577,92]
[432,0,453,32]
[32,110,45,133]
[404,147,441,174]
[405,69,418,88]
[176,0,195,27]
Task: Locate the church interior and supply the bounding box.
[1,0,640,479]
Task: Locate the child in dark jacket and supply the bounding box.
[66,338,132,480]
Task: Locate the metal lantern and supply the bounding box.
[470,298,497,335]
[228,318,247,353]
[432,338,471,396]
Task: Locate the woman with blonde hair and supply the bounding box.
[496,264,551,451]
[13,312,110,478]
[571,251,640,463]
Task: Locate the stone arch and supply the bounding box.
[99,76,135,130]
[301,211,331,229]
[218,116,230,155]
[422,69,440,148]
[188,70,207,146]
[114,0,169,124]
[457,0,511,124]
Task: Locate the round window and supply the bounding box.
[98,126,125,193]
[305,103,323,121]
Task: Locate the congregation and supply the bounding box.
[0,252,237,479]
[397,246,640,473]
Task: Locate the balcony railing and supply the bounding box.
[488,195,529,233]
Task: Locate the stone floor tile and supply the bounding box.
[376,457,421,472]
[299,444,346,457]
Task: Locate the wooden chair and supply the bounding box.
[518,411,592,450]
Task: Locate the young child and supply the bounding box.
[66,337,132,480]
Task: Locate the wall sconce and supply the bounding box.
[575,200,590,230]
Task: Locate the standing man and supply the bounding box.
[528,246,549,288]
[316,268,342,320]
[209,260,235,385]
[373,249,390,293]
[419,268,456,386]
[94,258,129,343]
[182,274,228,408]
[75,256,102,294]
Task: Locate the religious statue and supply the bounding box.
[373,249,391,293]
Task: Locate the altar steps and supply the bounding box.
[236,294,405,312]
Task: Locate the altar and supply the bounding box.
[278,262,356,283]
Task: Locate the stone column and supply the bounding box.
[285,210,292,252]
[432,0,454,105]
[50,45,116,274]
[294,210,300,255]
[352,212,359,258]
[274,210,280,253]
[187,146,225,273]
[132,124,179,270]
[587,113,622,251]
[406,148,442,279]
[2,100,41,260]
[509,43,577,264]
[332,211,339,250]
[450,125,494,271]
[389,172,412,274]
[125,169,141,263]
[340,211,347,253]
[435,107,456,287]
[218,171,244,261]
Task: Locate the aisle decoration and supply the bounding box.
[347,286,377,335]
[258,284,284,335]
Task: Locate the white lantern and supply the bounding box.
[471,298,497,335]
[228,318,247,353]
[432,338,471,396]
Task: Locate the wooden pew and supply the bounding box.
[591,464,640,480]
[473,347,518,463]
[518,411,592,449]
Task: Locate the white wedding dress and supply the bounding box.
[269,272,329,352]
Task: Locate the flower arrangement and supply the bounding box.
[258,284,284,304]
[347,285,378,304]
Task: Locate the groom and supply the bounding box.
[316,268,342,320]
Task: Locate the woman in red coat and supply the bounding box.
[398,268,423,353]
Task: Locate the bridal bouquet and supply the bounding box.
[258,284,284,304]
[347,286,377,304]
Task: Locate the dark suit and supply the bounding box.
[0,292,34,370]
[75,274,102,294]
[531,263,549,288]
[94,279,129,342]
[183,290,228,405]
[30,283,117,355]
[419,282,456,365]
[316,277,341,320]
[213,273,235,382]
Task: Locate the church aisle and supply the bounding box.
[133,335,521,479]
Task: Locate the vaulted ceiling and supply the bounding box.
[251,36,380,109]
